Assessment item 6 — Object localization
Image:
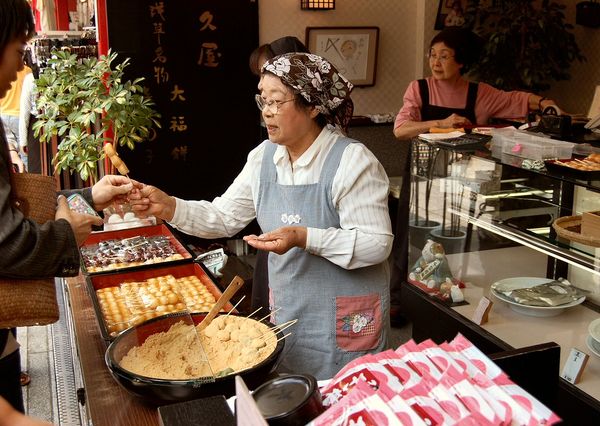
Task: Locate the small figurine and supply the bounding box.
[409,239,455,290]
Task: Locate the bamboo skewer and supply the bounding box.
[257,307,281,323]
[259,319,298,341]
[247,307,263,318]
[276,332,292,343]
[225,295,246,316]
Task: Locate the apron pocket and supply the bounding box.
[335,294,382,352]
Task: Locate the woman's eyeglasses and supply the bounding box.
[255,94,295,115]
[426,51,454,63]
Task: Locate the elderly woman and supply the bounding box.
[393,27,561,139]
[130,53,393,379]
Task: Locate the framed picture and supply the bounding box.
[305,26,379,87]
[435,0,467,30]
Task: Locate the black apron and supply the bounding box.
[417,78,478,123]
[390,79,478,312]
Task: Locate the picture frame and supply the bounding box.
[435,0,467,30]
[305,26,379,87]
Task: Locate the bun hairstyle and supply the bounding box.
[249,36,309,76]
[430,27,483,74]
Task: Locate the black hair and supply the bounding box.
[430,27,483,74]
[0,0,35,57]
[294,93,328,128]
[249,36,309,75]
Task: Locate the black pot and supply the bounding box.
[251,374,325,425]
[105,312,285,405]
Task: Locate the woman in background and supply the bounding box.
[393,27,561,139]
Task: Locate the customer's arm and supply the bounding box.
[0,396,52,426]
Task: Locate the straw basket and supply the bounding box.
[0,174,60,328]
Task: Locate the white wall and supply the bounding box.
[259,0,600,117]
[258,0,422,116]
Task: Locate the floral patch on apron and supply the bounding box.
[335,294,382,351]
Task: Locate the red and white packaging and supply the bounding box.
[321,354,401,407]
[375,350,423,389]
[421,339,466,376]
[499,382,561,425]
[309,380,403,426]
[396,340,443,381]
[377,383,429,426]
[419,372,472,422]
[400,382,457,425]
[471,371,535,426]
[448,334,510,384]
[440,369,502,425]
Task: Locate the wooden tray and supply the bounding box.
[552,215,600,247]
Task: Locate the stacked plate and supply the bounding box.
[490,277,586,317]
[586,318,600,358]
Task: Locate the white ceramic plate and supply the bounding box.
[490,277,585,317]
[586,335,600,358]
[588,318,600,343]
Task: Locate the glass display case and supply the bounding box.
[402,137,600,423]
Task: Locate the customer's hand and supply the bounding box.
[91,175,140,210]
[0,396,53,426]
[9,150,25,172]
[55,195,103,246]
[129,185,176,221]
[244,226,307,255]
[438,113,471,129]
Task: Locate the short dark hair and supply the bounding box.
[249,36,309,75]
[430,27,483,74]
[0,0,35,57]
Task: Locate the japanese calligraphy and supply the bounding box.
[170,116,187,132]
[149,2,165,21]
[170,85,186,102]
[197,42,220,68]
[153,46,167,64]
[199,11,217,31]
[154,66,170,84]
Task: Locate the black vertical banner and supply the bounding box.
[105,0,260,201]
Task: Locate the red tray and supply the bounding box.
[79,223,193,275]
[86,262,237,341]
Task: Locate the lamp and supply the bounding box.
[300,0,335,10]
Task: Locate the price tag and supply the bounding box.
[471,296,493,325]
[561,348,589,384]
[235,375,268,426]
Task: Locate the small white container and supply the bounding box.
[493,128,574,160]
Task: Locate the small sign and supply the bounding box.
[561,348,589,384]
[235,375,268,426]
[471,297,493,325]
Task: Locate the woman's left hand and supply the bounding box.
[244,226,307,255]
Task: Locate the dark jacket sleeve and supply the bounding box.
[0,142,81,279]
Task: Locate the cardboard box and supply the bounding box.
[581,211,600,238]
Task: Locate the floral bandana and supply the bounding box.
[262,52,354,130]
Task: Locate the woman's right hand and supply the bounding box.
[128,185,176,221]
[438,113,471,129]
[55,196,104,246]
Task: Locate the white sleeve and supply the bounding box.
[169,142,266,238]
[19,74,34,149]
[305,143,394,269]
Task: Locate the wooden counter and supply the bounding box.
[64,275,159,425]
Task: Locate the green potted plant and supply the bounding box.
[464,0,585,92]
[34,50,161,183]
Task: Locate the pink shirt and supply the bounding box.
[394,77,530,129]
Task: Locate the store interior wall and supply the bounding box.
[258,0,600,118]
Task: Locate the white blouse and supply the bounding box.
[170,126,393,270]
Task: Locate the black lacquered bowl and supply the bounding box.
[105,312,284,405]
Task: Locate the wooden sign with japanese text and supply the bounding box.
[106,0,260,200]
